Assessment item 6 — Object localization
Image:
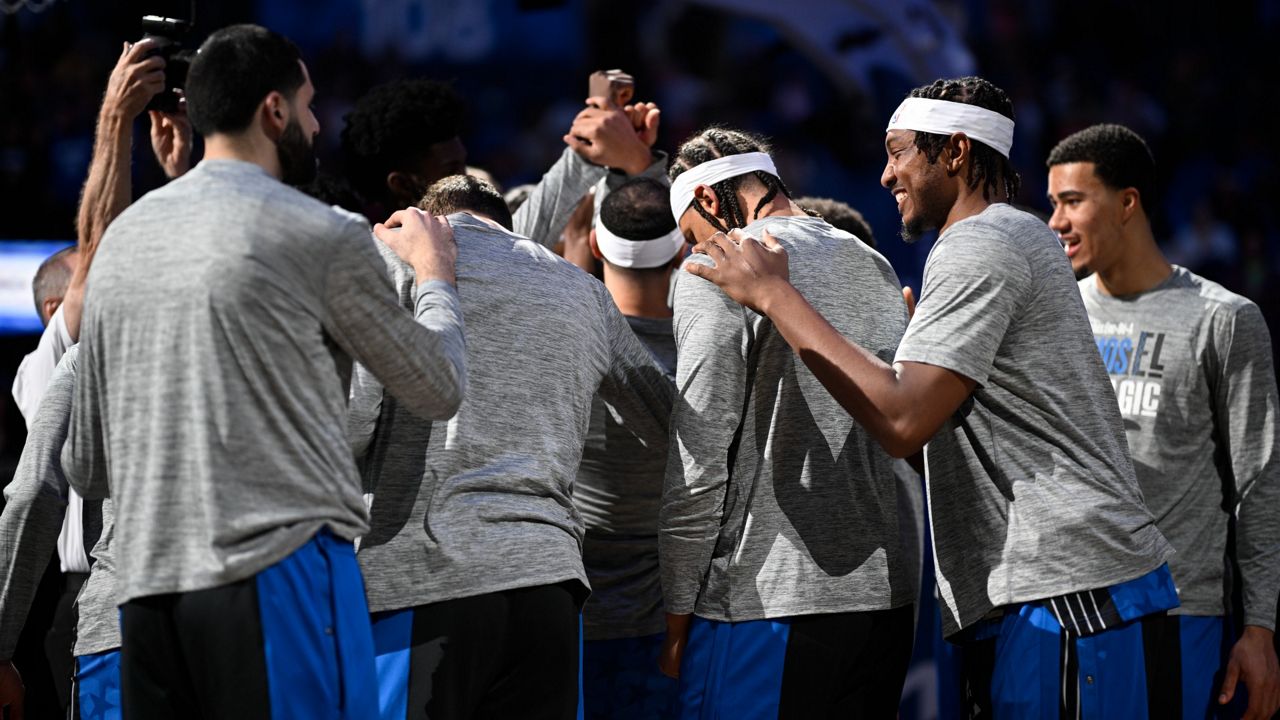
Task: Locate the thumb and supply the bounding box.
[903,286,917,318]
[685,262,712,278]
[1219,657,1240,704]
[563,133,590,154]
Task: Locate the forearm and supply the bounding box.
[511,148,607,246]
[1237,474,1280,630]
[77,110,134,257]
[0,488,66,659]
[761,284,928,457]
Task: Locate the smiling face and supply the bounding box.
[1047,161,1128,275]
[880,129,951,243]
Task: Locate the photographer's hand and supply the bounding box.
[102,39,166,122]
[150,93,193,179]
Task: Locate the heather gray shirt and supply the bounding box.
[512,147,668,248]
[64,159,468,604]
[0,346,78,659]
[895,203,1173,636]
[662,215,914,622]
[353,214,673,612]
[576,316,676,640]
[1081,266,1280,629]
[75,498,119,655]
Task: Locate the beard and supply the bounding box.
[277,119,318,187]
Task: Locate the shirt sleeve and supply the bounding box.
[1212,301,1280,630]
[11,305,74,429]
[894,227,1032,385]
[659,258,751,614]
[1,348,78,658]
[511,147,610,248]
[321,219,468,424]
[593,286,675,458]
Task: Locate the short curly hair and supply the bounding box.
[1047,123,1156,210]
[340,79,464,205]
[795,196,875,249]
[905,76,1020,202]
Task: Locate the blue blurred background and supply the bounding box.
[0,1,1276,716]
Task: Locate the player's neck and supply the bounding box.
[603,265,673,319]
[749,193,805,220]
[1094,229,1172,297]
[941,183,1007,235]
[203,132,283,180]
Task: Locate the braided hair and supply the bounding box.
[908,77,1021,202]
[667,127,794,233]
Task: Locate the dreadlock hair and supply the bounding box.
[667,127,794,233]
[418,174,513,231]
[907,77,1021,202]
[1046,124,1156,211]
[341,79,465,205]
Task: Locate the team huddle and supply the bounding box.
[1,21,1278,720]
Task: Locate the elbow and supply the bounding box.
[407,363,467,421]
[878,417,929,459]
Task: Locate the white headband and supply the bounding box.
[595,221,685,269]
[885,97,1015,158]
[669,152,779,223]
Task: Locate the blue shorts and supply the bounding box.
[74,649,121,720]
[677,605,914,719]
[582,633,677,719]
[958,564,1189,719]
[118,530,377,719]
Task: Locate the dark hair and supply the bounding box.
[418,174,512,230]
[299,172,368,220]
[1047,123,1156,210]
[795,196,875,249]
[600,177,676,240]
[668,126,794,233]
[32,246,76,320]
[907,76,1020,201]
[341,79,465,204]
[185,25,306,136]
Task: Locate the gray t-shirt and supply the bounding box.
[352,214,674,613]
[895,203,1173,636]
[576,315,676,641]
[63,159,469,604]
[1081,266,1280,629]
[661,214,914,622]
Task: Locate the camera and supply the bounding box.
[140,15,194,114]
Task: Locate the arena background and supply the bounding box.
[0,1,1276,717]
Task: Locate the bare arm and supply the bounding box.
[65,40,167,340]
[686,230,974,458]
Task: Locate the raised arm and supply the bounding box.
[512,97,661,247]
[64,40,167,340]
[685,230,975,458]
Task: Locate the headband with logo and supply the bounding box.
[669,152,779,223]
[885,97,1015,158]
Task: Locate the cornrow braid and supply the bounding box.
[668,126,794,231]
[907,76,1021,202]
